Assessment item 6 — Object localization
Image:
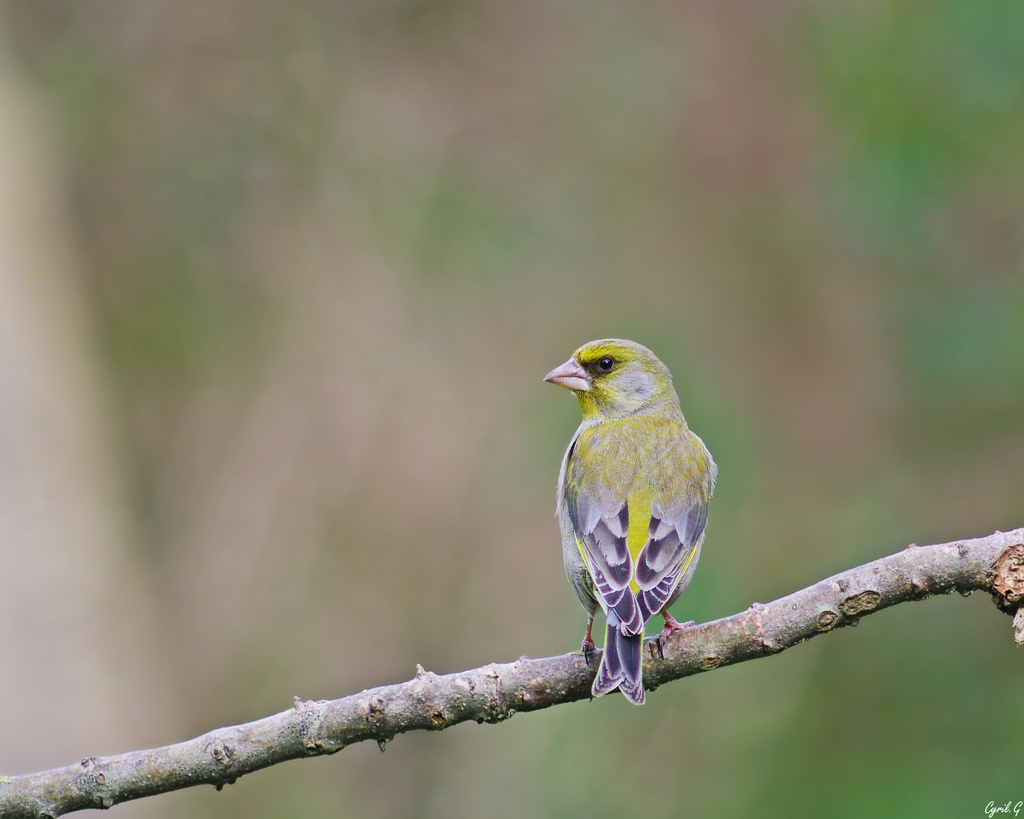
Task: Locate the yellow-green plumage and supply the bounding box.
[546,339,716,705]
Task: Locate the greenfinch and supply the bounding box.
[545,339,716,705]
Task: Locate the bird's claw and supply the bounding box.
[581,636,596,664]
[661,617,696,636]
[655,614,696,658]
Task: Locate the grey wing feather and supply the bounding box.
[565,484,644,634]
[634,498,709,623]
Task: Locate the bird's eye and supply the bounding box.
[597,356,615,372]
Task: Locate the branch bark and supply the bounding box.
[3,528,1023,818]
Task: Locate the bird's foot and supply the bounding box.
[661,613,696,634]
[655,613,696,659]
[580,616,596,663]
[580,635,596,664]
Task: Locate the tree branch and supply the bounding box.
[3,528,1023,818]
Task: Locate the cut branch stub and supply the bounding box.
[991,542,1024,613]
[991,542,1024,645]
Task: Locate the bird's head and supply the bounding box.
[544,338,680,421]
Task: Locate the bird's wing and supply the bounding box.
[633,495,708,623]
[563,427,645,634]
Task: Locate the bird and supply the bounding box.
[545,339,716,705]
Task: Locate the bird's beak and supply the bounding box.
[544,358,591,392]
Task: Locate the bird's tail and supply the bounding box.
[592,619,645,705]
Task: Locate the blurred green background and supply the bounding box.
[1,1,1023,817]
